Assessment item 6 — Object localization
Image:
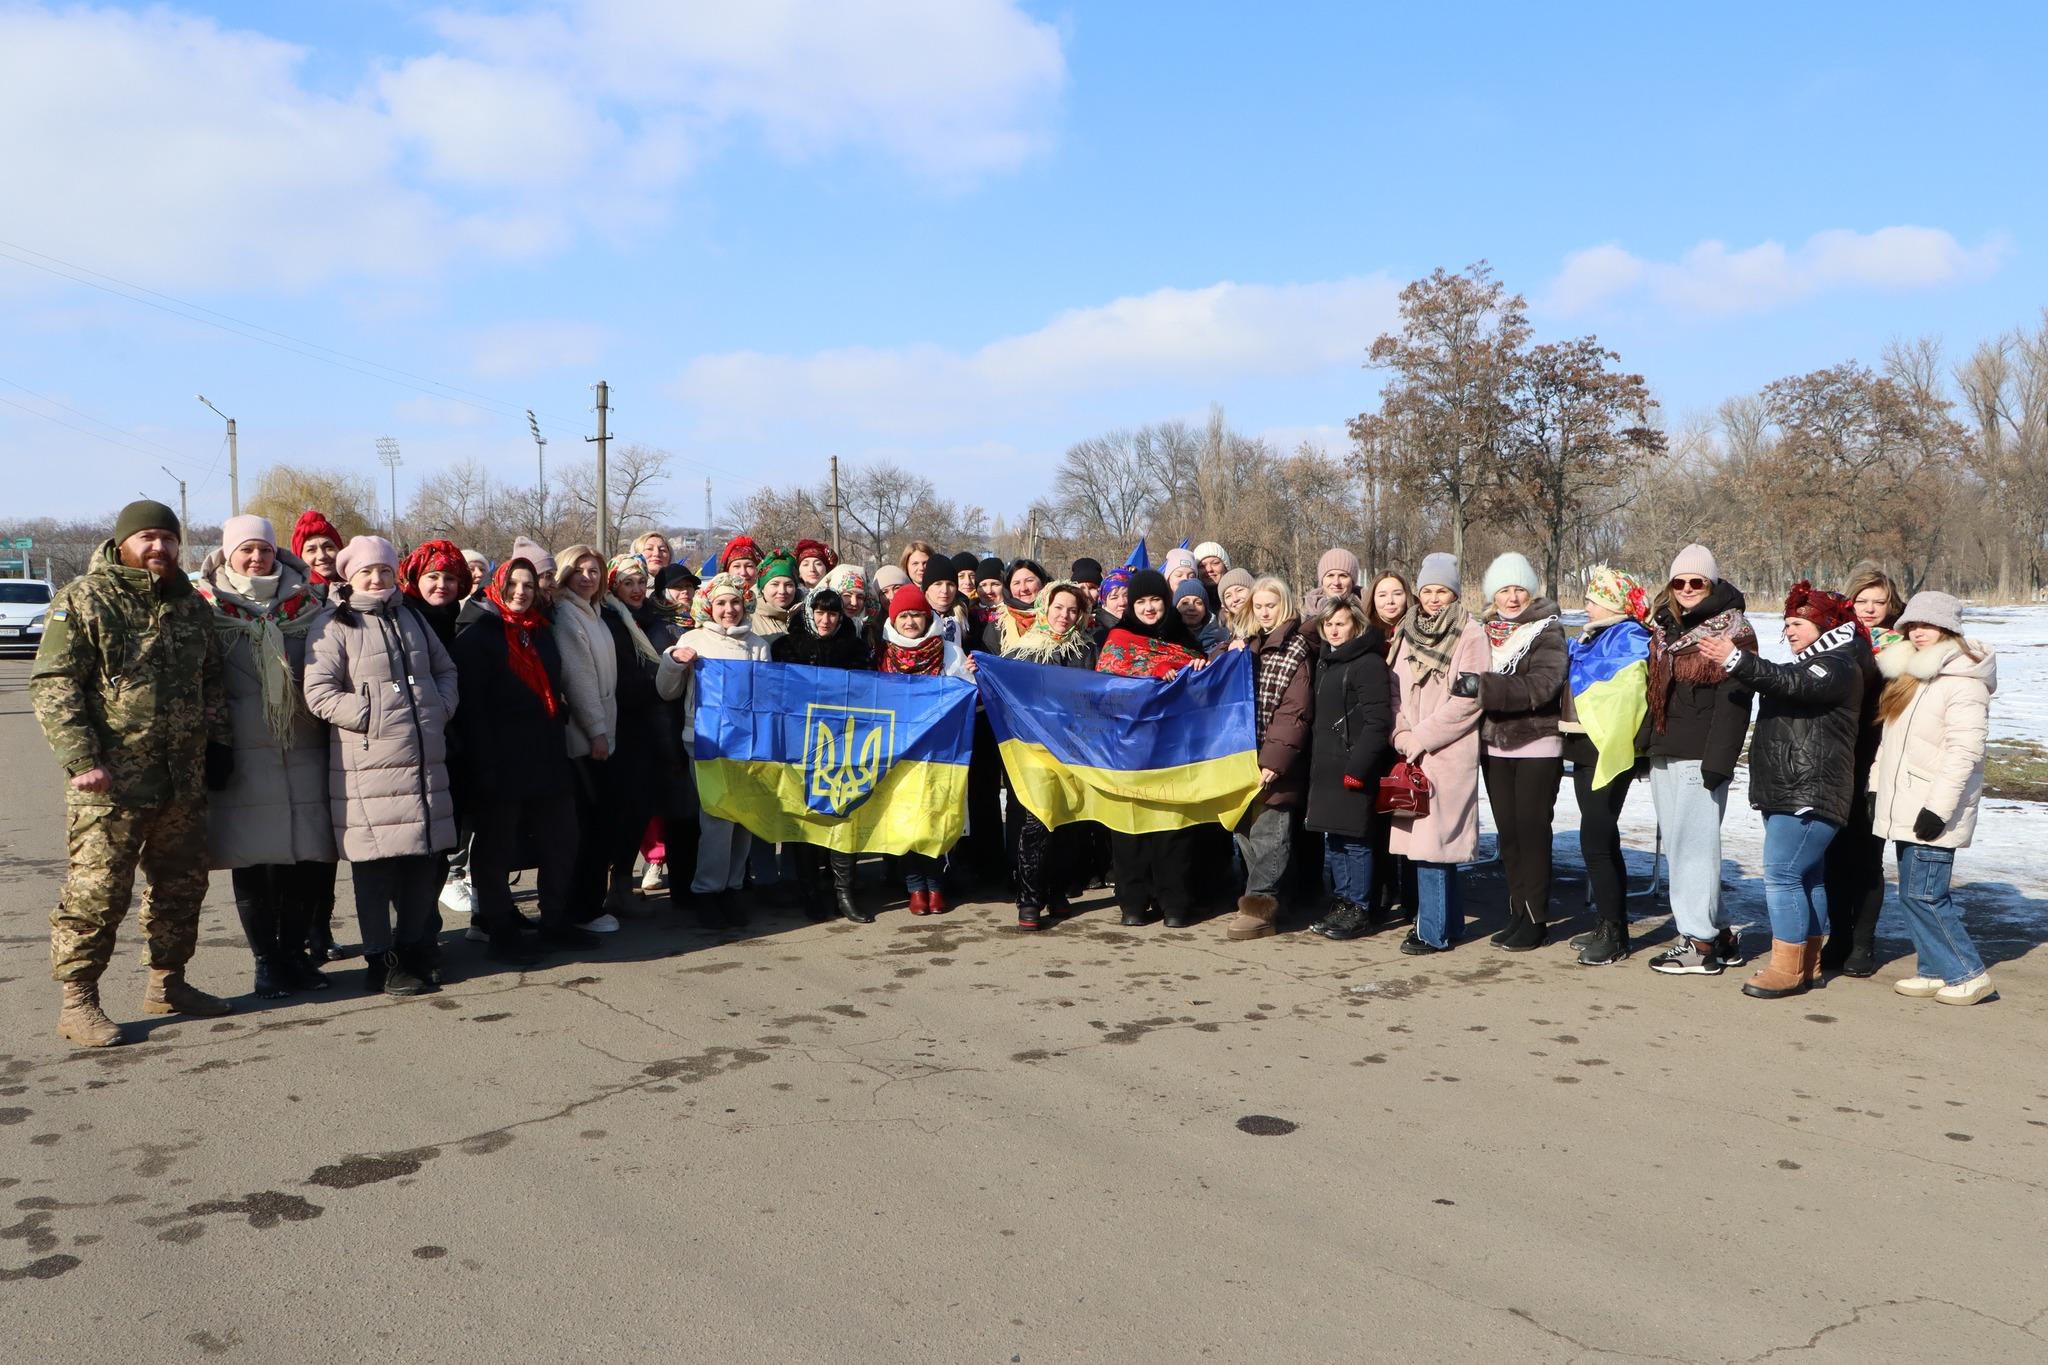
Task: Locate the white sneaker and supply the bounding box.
[1893,976,1943,998]
[439,876,475,917]
[583,913,621,933]
[640,860,668,892]
[1935,973,1995,1006]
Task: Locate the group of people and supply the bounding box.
[31,498,2003,1049]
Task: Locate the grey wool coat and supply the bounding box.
[194,548,336,869]
[302,590,460,861]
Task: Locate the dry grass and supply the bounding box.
[1984,739,2048,802]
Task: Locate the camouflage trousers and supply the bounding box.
[51,799,211,983]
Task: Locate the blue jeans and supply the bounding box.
[1414,862,1462,949]
[1761,813,1836,942]
[1894,843,1987,984]
[1325,833,1373,906]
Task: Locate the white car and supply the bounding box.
[0,579,53,656]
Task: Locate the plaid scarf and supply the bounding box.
[1398,601,1470,685]
[1250,623,1312,738]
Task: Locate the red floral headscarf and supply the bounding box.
[486,558,558,718]
[399,539,474,601]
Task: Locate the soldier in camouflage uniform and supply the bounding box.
[31,499,236,1047]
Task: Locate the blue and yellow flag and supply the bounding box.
[975,651,1262,834]
[1568,620,1651,790]
[692,660,974,856]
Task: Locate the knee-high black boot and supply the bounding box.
[832,853,873,923]
[231,868,291,1000]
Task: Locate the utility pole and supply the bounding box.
[829,455,844,560]
[376,436,403,546]
[587,381,610,556]
[196,395,239,515]
[703,478,712,534]
[526,409,548,536]
[159,466,189,569]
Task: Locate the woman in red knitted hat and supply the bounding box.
[291,509,344,594]
[1697,582,1864,999]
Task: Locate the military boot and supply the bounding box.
[57,981,123,1048]
[142,968,233,1017]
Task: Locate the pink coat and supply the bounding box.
[1386,618,1487,864]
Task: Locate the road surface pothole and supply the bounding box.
[1235,1115,1298,1136]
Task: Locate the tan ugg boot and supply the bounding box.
[1225,894,1279,941]
[1740,939,1808,999]
[142,968,232,1018]
[57,981,123,1048]
[1802,936,1825,986]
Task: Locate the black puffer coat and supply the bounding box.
[1304,629,1392,838]
[1643,580,1757,780]
[449,604,574,804]
[771,608,874,670]
[1731,623,1864,826]
[1476,598,1567,750]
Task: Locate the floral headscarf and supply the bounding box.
[824,564,870,619]
[606,552,649,595]
[1583,565,1649,623]
[692,571,752,619]
[398,538,474,600]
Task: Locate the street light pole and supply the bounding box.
[196,394,239,515]
[160,466,189,569]
[526,409,548,536]
[376,436,403,546]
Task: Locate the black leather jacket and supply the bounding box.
[1731,624,1863,826]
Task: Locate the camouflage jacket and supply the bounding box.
[31,541,228,806]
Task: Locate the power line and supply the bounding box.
[0,374,213,471]
[0,392,216,472]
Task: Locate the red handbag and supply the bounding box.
[1376,759,1433,817]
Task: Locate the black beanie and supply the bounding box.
[1128,568,1171,603]
[114,498,181,545]
[922,558,956,588]
[948,551,976,577]
[977,556,1004,582]
[1070,557,1103,585]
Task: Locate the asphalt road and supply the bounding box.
[1,656,2044,1363]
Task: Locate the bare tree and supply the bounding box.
[245,465,380,545]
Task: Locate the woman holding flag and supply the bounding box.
[658,573,773,927]
[880,584,976,915]
[1002,581,1099,929]
[771,585,876,922]
[1379,554,1487,955]
[1096,569,1209,928]
[1558,568,1654,965]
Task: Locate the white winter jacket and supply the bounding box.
[1869,636,1996,849]
[553,594,618,758]
[656,621,771,755]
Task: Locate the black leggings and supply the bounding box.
[1571,762,1634,925]
[230,862,331,964]
[1482,754,1563,924]
[470,791,579,935]
[1822,797,1885,951]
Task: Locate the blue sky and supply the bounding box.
[2,1,2040,532]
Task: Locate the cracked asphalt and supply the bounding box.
[2,657,2045,1362]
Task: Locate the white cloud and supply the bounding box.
[0,1,1065,292]
[1550,226,2008,317]
[468,321,611,380]
[672,277,1401,437]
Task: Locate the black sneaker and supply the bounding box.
[1575,923,1629,966]
[1399,930,1452,956]
[1714,928,1747,968]
[1119,910,1153,927]
[1648,938,1723,975]
[1017,906,1044,931]
[1310,901,1371,941]
[1568,928,1600,950]
[1840,944,1877,978]
[382,951,433,997]
[1496,912,1547,952]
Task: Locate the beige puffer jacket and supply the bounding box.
[1869,636,1996,849]
[195,549,335,869]
[554,594,618,758]
[656,621,770,756]
[303,591,460,861]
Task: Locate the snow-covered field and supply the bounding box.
[1475,603,2048,952]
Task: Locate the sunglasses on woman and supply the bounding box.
[1669,576,1712,591]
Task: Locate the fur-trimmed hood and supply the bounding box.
[1877,635,1998,691]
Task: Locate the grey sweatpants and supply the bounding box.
[1648,756,1729,941]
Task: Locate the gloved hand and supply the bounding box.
[204,741,235,792]
[1701,769,1730,793]
[1913,808,1946,842]
[1450,672,1481,699]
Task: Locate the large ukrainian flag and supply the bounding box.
[693,659,974,857]
[1568,620,1652,790]
[975,651,1262,834]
